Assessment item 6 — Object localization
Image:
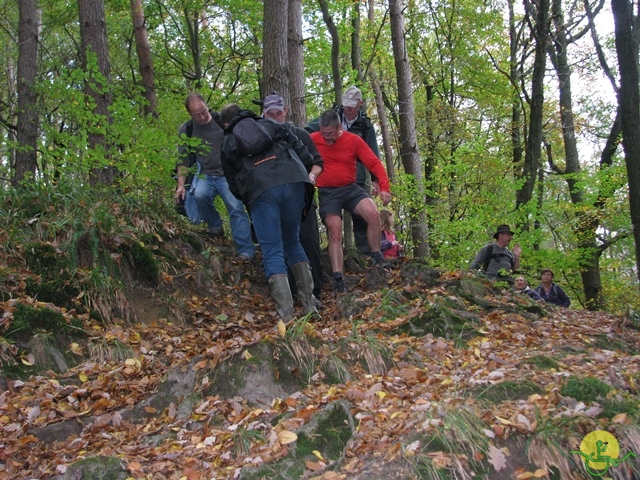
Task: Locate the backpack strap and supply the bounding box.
[482,244,495,271]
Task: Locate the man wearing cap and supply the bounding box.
[470,225,522,282]
[261,94,325,299]
[306,85,382,256]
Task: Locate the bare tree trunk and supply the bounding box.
[263,0,290,104]
[389,0,429,258]
[78,0,114,186]
[183,9,202,87]
[317,0,342,104]
[130,0,157,117]
[516,0,549,213]
[365,2,394,182]
[287,0,306,126]
[612,0,640,283]
[547,0,605,309]
[15,0,39,185]
[508,0,524,181]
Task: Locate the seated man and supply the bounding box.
[534,268,571,307]
[470,224,521,284]
[309,110,392,293]
[514,276,543,302]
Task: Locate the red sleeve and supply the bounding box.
[353,136,390,192]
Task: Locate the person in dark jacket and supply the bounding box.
[534,269,571,307]
[220,104,323,322]
[514,276,543,302]
[306,86,382,255]
[260,94,325,299]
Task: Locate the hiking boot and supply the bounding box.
[333,276,346,293]
[291,263,318,315]
[207,226,224,238]
[268,274,294,323]
[371,256,391,269]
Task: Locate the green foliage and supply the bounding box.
[472,380,544,404]
[523,355,559,370]
[559,376,612,403]
[295,403,352,461]
[7,303,69,339]
[122,241,159,285]
[0,181,176,323]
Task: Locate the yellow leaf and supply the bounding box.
[376,391,387,399]
[516,473,535,479]
[612,413,628,423]
[533,469,548,478]
[495,416,512,425]
[21,358,33,366]
[242,350,253,360]
[79,372,88,382]
[278,430,298,444]
[277,319,287,337]
[312,450,325,461]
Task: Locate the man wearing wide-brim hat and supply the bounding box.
[469,224,521,282]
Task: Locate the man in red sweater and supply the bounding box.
[310,110,392,293]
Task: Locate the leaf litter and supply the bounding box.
[1,262,639,479]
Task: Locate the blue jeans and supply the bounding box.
[251,182,309,279]
[193,174,255,257]
[185,174,206,224]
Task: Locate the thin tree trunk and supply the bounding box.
[366,2,395,183]
[389,0,429,258]
[15,0,39,185]
[130,0,157,117]
[288,0,306,126]
[317,0,342,104]
[612,0,640,283]
[516,0,549,213]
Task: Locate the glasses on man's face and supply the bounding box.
[191,107,209,119]
[320,128,339,139]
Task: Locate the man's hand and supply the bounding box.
[512,243,522,258]
[174,186,186,203]
[371,181,380,196]
[380,191,392,206]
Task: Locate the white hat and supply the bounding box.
[341,86,363,108]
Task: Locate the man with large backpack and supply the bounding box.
[259,94,325,300]
[220,104,323,323]
[469,224,522,283]
[175,93,255,260]
[306,86,382,256]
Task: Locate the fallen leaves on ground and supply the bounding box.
[1,265,639,479]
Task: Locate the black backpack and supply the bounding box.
[232,118,273,156]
